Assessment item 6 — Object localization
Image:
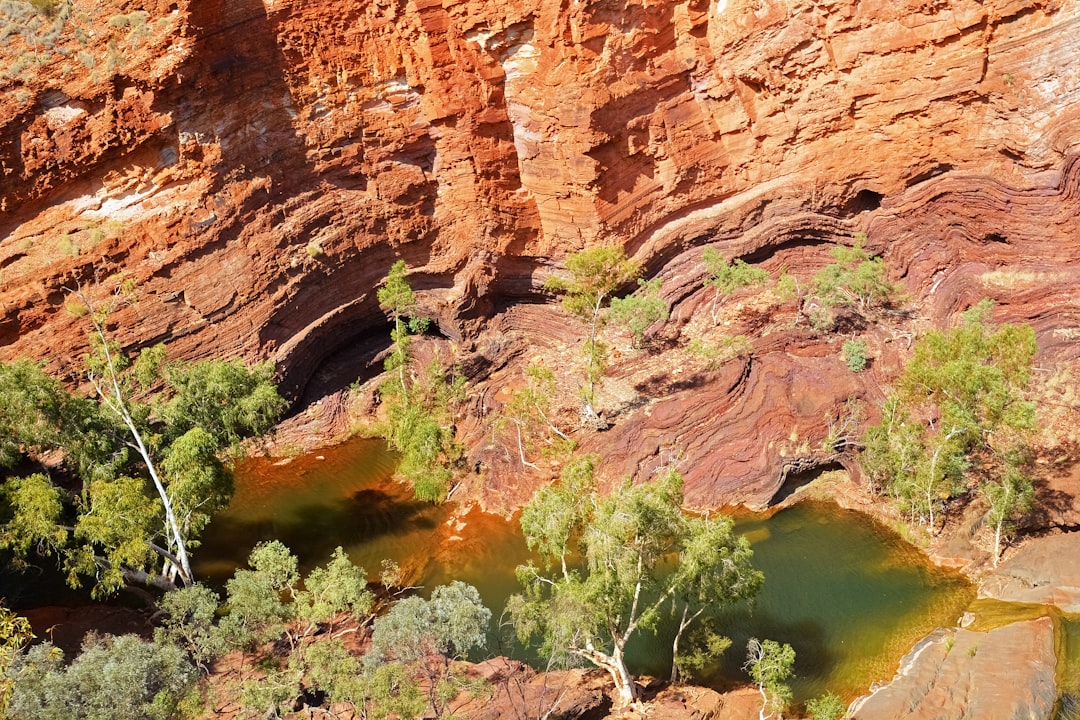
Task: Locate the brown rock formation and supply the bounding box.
[979,531,1080,611]
[849,617,1058,720]
[4,0,1080,507]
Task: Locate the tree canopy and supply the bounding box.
[861,300,1037,544]
[544,245,657,424]
[0,331,285,595]
[375,262,464,502]
[508,456,762,707]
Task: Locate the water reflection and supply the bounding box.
[199,440,973,704]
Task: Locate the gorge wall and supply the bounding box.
[3,0,1080,509]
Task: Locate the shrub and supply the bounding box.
[28,0,59,17]
[842,339,868,372]
[7,634,198,720]
[806,692,847,720]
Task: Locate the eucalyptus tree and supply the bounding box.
[544,246,642,423]
[508,456,761,708]
[861,300,1037,534]
[368,581,492,719]
[701,247,769,324]
[609,277,669,348]
[0,290,285,595]
[375,261,464,502]
[745,638,796,720]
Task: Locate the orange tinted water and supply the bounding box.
[198,440,973,703]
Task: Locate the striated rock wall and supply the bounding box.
[3,0,1080,506]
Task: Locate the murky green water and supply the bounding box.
[197,439,974,703]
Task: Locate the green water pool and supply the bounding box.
[196,438,974,703]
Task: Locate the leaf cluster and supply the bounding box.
[609,278,669,348]
[860,300,1037,534]
[543,246,641,323]
[702,247,769,296]
[7,634,198,720]
[812,238,895,312]
[509,456,762,687]
[0,345,286,596]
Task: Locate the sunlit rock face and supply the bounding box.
[3,0,1080,507]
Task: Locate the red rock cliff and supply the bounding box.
[3,0,1080,507]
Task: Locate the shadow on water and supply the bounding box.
[190,441,975,706]
[194,487,440,587]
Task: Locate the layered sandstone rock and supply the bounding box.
[979,531,1080,611]
[849,617,1058,720]
[3,0,1080,507]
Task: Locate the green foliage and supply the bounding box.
[860,300,1037,534]
[842,339,868,373]
[154,584,226,674]
[496,362,575,469]
[376,263,461,502]
[161,359,286,451]
[71,475,162,596]
[544,246,642,417]
[672,622,732,682]
[295,546,375,632]
[686,335,753,369]
[369,582,491,718]
[608,278,669,348]
[544,246,641,322]
[702,247,769,323]
[0,474,67,563]
[219,541,298,653]
[159,428,231,544]
[7,634,198,720]
[981,450,1035,565]
[808,236,895,331]
[0,325,285,595]
[813,237,894,311]
[381,358,464,503]
[510,458,761,706]
[0,360,65,469]
[745,638,795,720]
[806,691,847,720]
[0,604,33,717]
[363,661,427,720]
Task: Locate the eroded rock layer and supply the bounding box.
[3,0,1080,507]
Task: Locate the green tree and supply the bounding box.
[806,691,847,720]
[744,638,795,720]
[702,247,769,324]
[0,604,33,717]
[496,362,574,470]
[218,540,299,654]
[981,452,1034,566]
[160,359,286,451]
[0,353,283,594]
[369,581,492,718]
[7,634,198,720]
[0,281,285,595]
[376,263,463,502]
[609,278,669,348]
[294,545,375,634]
[378,259,430,400]
[508,457,761,708]
[810,236,894,330]
[544,246,642,423]
[154,584,226,674]
[0,360,64,469]
[860,300,1037,534]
